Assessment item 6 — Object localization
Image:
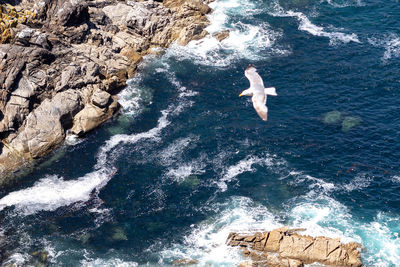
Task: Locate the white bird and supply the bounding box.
[239,65,277,121]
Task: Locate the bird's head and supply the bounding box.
[239,89,252,97]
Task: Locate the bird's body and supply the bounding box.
[239,65,277,121]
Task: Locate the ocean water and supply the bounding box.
[0,0,400,266]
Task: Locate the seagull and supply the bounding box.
[239,65,277,121]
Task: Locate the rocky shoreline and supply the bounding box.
[227,227,363,267]
[0,0,213,178]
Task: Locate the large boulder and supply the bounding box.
[71,91,120,136]
[0,89,82,173]
[228,228,363,267]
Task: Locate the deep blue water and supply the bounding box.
[0,0,400,266]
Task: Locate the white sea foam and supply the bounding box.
[391,175,400,183]
[369,34,400,61]
[159,196,281,266]
[269,3,360,45]
[119,74,153,116]
[165,0,287,67]
[2,253,28,266]
[65,133,84,145]
[0,169,114,215]
[158,135,198,166]
[159,193,400,266]
[289,196,358,244]
[360,213,400,266]
[342,173,372,192]
[81,258,138,267]
[165,157,206,182]
[217,156,263,191]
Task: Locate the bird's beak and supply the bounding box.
[239,93,242,97]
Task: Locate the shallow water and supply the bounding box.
[1,0,400,266]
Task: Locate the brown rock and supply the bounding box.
[228,227,363,267]
[172,258,199,265]
[213,30,230,42]
[264,228,285,252]
[120,47,142,64]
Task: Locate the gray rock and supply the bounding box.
[92,89,111,108]
[5,90,82,157]
[56,0,89,26]
[71,96,119,136]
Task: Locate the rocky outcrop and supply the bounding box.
[227,227,363,267]
[0,0,212,176]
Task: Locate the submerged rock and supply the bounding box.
[180,175,200,188]
[342,116,362,132]
[227,227,363,267]
[111,227,128,241]
[31,250,48,263]
[323,110,342,125]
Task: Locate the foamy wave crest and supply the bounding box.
[158,135,198,166]
[165,157,206,182]
[361,212,400,266]
[81,258,138,267]
[285,171,335,195]
[119,75,153,116]
[167,24,282,67]
[216,152,286,192]
[269,3,360,45]
[158,196,281,265]
[342,173,372,192]
[165,0,287,67]
[217,156,264,192]
[206,0,263,34]
[392,175,400,183]
[289,195,400,266]
[369,34,400,61]
[289,196,358,243]
[0,169,114,215]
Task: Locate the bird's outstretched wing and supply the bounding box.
[252,93,268,121]
[245,65,264,88]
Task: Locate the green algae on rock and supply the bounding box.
[323,110,342,125]
[342,116,362,132]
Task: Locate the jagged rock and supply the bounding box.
[92,89,111,108]
[71,95,119,136]
[54,0,89,26]
[172,258,199,265]
[228,228,363,267]
[213,30,230,42]
[0,89,83,173]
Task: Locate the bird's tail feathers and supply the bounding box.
[264,87,277,96]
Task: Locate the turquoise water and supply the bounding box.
[1,0,400,266]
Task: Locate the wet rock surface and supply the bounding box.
[227,227,363,267]
[0,0,212,176]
